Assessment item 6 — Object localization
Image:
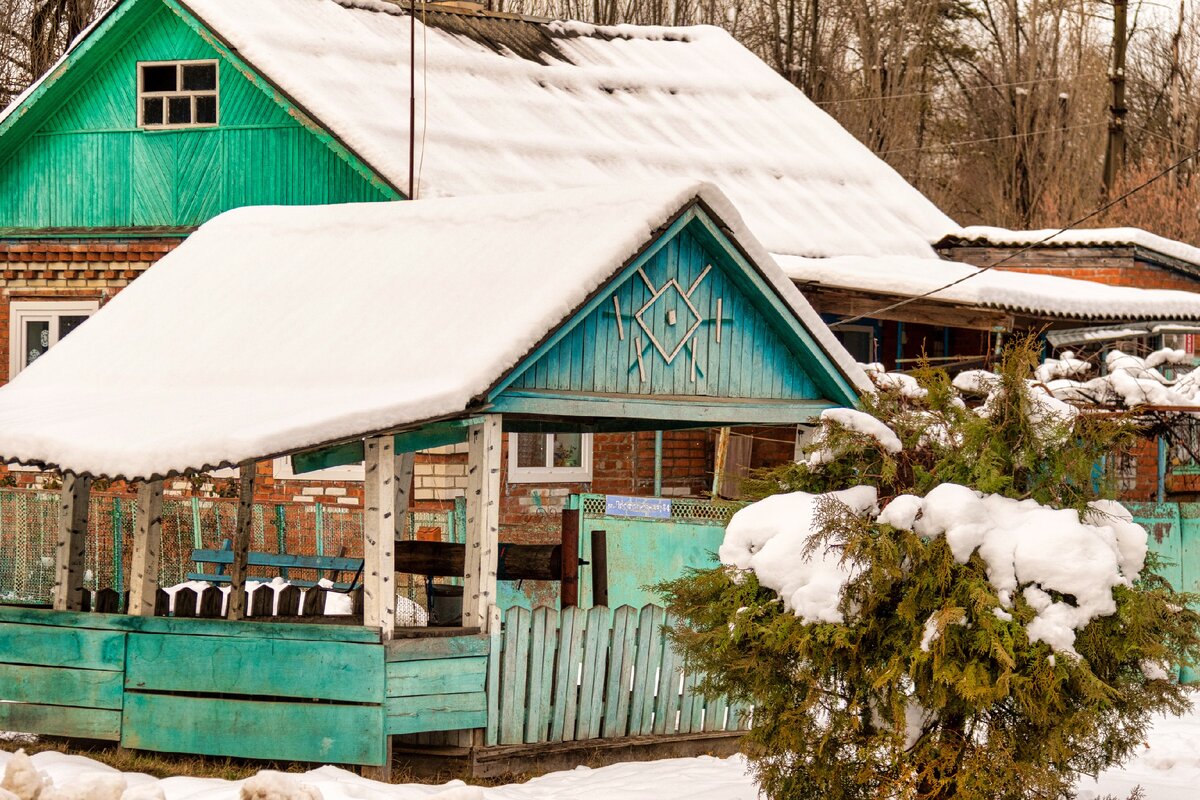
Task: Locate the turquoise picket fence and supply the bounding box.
[486,603,751,746]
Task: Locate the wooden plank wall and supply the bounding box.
[384,635,489,735]
[0,619,124,740]
[0,606,390,765]
[487,604,751,746]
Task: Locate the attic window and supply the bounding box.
[138,61,218,128]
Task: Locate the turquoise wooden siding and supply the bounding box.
[508,224,818,399]
[0,1,393,231]
[383,634,490,735]
[492,209,859,410]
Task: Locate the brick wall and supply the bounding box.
[941,244,1200,293]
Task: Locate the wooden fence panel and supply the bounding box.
[490,603,750,744]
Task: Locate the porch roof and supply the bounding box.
[0,181,866,481]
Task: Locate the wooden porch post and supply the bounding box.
[51,473,91,611]
[128,480,163,616]
[364,436,396,639]
[464,414,502,632]
[394,449,415,541]
[227,463,256,620]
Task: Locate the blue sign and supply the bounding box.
[605,495,672,519]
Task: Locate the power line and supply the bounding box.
[876,122,1107,156]
[827,146,1200,330]
[814,74,1099,107]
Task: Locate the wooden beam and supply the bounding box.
[128,480,163,616]
[463,415,502,632]
[51,473,92,611]
[801,286,1016,331]
[364,436,396,639]
[227,464,256,621]
[394,450,415,542]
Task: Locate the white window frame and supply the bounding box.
[507,433,593,484]
[137,59,219,130]
[272,456,364,482]
[9,299,99,379]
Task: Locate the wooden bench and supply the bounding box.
[188,545,364,592]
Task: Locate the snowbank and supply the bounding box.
[723,483,1148,655]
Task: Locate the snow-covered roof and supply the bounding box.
[160,0,954,260]
[0,180,865,480]
[777,253,1200,321]
[944,226,1200,267]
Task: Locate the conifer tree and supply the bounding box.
[660,339,1200,800]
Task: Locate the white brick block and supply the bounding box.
[301,487,324,496]
[291,495,315,504]
[336,497,359,506]
[324,487,347,497]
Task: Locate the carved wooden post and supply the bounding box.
[364,436,396,639]
[227,463,255,620]
[128,480,163,616]
[464,415,502,632]
[51,473,91,611]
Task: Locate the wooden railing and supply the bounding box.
[486,603,750,746]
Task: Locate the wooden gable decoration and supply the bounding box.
[487,203,860,426]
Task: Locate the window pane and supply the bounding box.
[57,315,89,340]
[168,96,191,124]
[141,97,164,126]
[142,64,177,92]
[195,94,217,124]
[515,434,547,469]
[24,321,49,368]
[552,433,583,468]
[182,63,216,91]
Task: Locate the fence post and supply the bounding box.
[129,481,163,616]
[274,505,288,580]
[315,502,325,556]
[52,474,91,611]
[190,497,202,549]
[111,497,124,596]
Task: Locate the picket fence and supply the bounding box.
[486,603,751,746]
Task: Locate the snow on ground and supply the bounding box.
[8,704,1200,798]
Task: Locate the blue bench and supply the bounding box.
[188,544,364,592]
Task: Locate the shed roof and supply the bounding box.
[0,180,865,481]
[940,225,1200,268]
[105,0,950,260]
[778,253,1200,322]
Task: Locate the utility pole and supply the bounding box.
[1102,0,1128,196]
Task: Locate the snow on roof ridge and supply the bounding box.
[948,225,1200,268]
[775,252,1200,320]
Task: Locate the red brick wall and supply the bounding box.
[943,245,1200,292]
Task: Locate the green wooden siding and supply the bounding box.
[0,1,393,231]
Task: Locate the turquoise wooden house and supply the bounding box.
[0,181,866,774]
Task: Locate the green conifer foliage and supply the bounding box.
[660,339,1200,800]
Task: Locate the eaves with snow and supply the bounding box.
[0,182,868,481]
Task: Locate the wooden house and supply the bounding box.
[0,181,866,772]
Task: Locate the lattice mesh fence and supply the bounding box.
[0,488,457,606]
[579,494,741,523]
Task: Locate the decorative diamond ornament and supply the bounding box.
[634,279,702,364]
